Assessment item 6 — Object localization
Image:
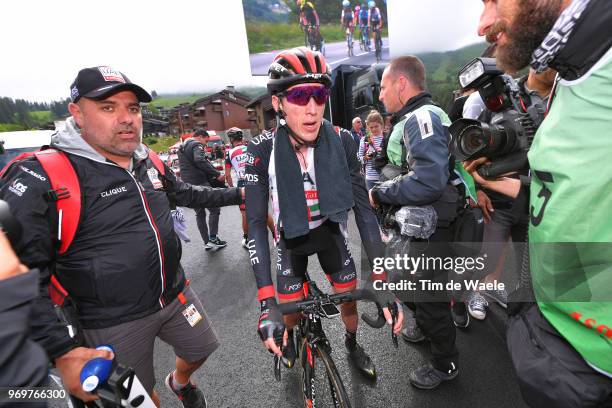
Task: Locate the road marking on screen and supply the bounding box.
[330,57,350,65]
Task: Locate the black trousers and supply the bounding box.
[404,227,458,372]
[507,305,612,407]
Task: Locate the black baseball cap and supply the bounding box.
[70,66,152,103]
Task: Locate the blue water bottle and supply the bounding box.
[80,345,114,392]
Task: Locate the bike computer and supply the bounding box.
[320,302,340,318]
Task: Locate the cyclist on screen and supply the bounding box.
[297,0,320,43]
[358,2,370,48]
[245,47,403,380]
[340,0,354,34]
[368,0,383,41]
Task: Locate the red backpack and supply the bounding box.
[0,147,166,305]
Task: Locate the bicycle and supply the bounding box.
[273,272,398,408]
[372,26,382,62]
[306,24,322,52]
[360,25,370,52]
[345,26,354,57]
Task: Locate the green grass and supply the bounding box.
[246,22,388,53]
[150,94,210,109]
[30,110,54,122]
[144,136,181,153]
[0,123,27,132]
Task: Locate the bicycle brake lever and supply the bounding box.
[391,312,398,348]
[390,302,399,348]
[274,354,282,381]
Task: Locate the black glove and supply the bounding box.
[375,289,401,315]
[257,298,285,344]
[366,280,401,315]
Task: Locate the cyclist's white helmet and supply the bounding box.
[342,0,350,7]
[368,0,375,7]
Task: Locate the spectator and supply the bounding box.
[350,116,365,146]
[178,129,229,251]
[358,110,384,190]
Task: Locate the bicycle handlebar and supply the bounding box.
[277,287,399,348]
[277,288,378,315]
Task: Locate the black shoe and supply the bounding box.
[208,236,227,251]
[347,343,377,380]
[451,303,470,329]
[165,371,207,408]
[409,363,458,390]
[282,331,296,368]
[401,323,426,343]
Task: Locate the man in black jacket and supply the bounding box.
[178,129,227,251]
[0,66,241,408]
[371,56,460,390]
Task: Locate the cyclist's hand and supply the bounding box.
[375,290,404,335]
[55,346,114,402]
[258,297,286,357]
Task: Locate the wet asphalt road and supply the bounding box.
[150,206,529,408]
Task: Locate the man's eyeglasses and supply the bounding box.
[281,85,330,106]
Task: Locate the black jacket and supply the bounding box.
[0,269,48,389]
[0,118,241,360]
[178,139,222,187]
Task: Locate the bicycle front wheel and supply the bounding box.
[300,340,352,408]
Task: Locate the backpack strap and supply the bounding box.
[34,149,81,255]
[0,152,37,178]
[147,148,166,176]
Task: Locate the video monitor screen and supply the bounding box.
[242,0,391,75]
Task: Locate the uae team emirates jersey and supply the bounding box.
[268,146,326,231]
[225,144,249,180]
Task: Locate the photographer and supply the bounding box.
[371,56,460,390]
[456,67,555,320]
[357,110,384,190]
[477,0,612,406]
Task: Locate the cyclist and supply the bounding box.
[297,0,321,49]
[224,128,250,248]
[245,47,402,379]
[340,1,354,36]
[224,128,275,249]
[358,2,370,49]
[368,0,383,54]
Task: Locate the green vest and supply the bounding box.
[528,49,612,375]
[387,104,477,201]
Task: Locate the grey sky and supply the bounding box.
[1,0,484,102]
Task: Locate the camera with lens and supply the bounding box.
[449,57,546,178]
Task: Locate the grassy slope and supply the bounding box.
[143,135,181,152]
[150,94,209,109]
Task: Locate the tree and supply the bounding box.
[151,90,158,99]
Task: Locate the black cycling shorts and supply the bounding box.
[237,179,246,210]
[276,221,357,300]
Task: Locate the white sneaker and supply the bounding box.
[204,242,213,251]
[467,291,488,320]
[241,238,249,249]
